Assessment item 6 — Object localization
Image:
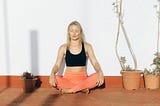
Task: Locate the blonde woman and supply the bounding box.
[49,21,104,94]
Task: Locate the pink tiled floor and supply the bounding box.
[1,87,160,106]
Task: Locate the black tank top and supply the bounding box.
[65,43,87,66]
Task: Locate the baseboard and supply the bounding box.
[0,76,145,88]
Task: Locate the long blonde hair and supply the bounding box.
[67,21,86,48]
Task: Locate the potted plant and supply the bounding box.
[120,57,142,90]
[113,0,142,90]
[20,71,37,93]
[143,0,160,90]
[143,52,160,89]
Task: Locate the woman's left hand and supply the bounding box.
[96,72,104,87]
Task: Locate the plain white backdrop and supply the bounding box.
[0,0,158,76]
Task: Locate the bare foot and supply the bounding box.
[61,88,73,94]
[81,89,89,94]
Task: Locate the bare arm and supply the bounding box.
[85,43,104,86]
[49,44,66,87]
[86,43,103,73]
[50,44,66,75]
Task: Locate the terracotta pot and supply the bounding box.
[144,74,160,90]
[21,78,36,93]
[121,71,142,90]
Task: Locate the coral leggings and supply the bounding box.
[55,71,98,93]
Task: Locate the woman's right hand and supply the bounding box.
[49,75,57,87]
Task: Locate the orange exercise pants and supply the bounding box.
[55,71,98,93]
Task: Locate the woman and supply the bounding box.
[49,21,104,94]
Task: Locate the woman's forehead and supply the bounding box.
[69,25,80,30]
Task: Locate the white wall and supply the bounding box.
[0,0,158,76]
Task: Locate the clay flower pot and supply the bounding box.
[21,78,37,93]
[20,72,37,93]
[144,74,160,89]
[121,71,142,90]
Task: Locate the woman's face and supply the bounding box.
[68,25,81,41]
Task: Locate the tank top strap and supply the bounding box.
[82,43,85,51]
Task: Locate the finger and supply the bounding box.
[99,81,103,86]
[98,82,102,87]
[98,80,104,87]
[96,80,99,86]
[97,80,101,86]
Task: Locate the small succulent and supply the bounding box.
[152,52,160,69]
[21,71,34,79]
[144,68,160,76]
[144,52,160,76]
[120,56,134,71]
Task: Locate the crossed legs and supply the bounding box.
[55,71,98,94]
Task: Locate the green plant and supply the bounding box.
[120,56,135,71]
[21,71,35,80]
[144,52,160,76]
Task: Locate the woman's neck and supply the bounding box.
[70,40,81,46]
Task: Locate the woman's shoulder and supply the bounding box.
[84,42,92,48]
[59,43,67,50]
[84,42,93,51]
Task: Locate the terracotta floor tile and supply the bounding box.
[1,87,160,106]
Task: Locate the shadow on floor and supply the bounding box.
[41,93,61,106]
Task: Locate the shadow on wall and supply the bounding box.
[29,30,66,87]
[30,30,42,87]
[30,30,39,75]
[29,30,66,74]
